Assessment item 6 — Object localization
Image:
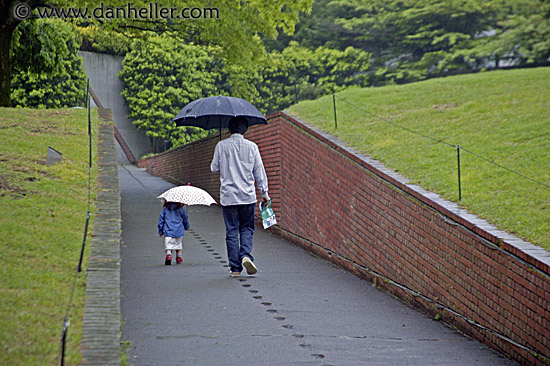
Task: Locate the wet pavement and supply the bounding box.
[119,164,516,366]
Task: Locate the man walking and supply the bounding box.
[211,116,270,277]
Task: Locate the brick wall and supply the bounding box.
[139,132,222,199]
[139,112,550,365]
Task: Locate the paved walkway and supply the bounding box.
[119,164,516,366]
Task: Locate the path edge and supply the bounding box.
[80,108,121,365]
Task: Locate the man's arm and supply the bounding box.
[252,146,270,202]
[210,143,220,173]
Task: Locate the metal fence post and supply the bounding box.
[333,94,338,129]
[457,145,462,201]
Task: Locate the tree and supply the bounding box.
[0,0,313,107]
[489,0,550,67]
[118,35,371,147]
[1,0,46,106]
[119,37,223,148]
[332,0,505,83]
[264,0,357,52]
[79,24,131,55]
[274,0,550,86]
[11,19,86,108]
[252,43,371,114]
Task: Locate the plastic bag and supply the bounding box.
[259,200,277,229]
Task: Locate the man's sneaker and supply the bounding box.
[242,257,257,275]
[165,254,172,265]
[176,256,183,264]
[230,271,241,278]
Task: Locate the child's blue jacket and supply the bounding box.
[158,203,190,237]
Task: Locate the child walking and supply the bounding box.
[158,201,190,265]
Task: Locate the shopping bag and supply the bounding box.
[259,200,277,229]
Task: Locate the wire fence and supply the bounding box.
[58,80,93,366]
[331,94,549,202]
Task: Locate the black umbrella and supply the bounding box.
[172,96,267,132]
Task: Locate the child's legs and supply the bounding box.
[164,236,183,254]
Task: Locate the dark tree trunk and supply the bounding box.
[1,0,20,107]
[0,25,15,107]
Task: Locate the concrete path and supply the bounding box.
[119,164,516,366]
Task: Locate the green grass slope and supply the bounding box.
[287,67,550,250]
[0,108,98,365]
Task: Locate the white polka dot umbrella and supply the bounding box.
[157,185,217,206]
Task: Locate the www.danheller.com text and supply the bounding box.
[14,2,220,21]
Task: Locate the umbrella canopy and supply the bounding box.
[157,185,217,206]
[172,95,267,130]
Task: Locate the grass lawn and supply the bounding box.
[0,107,98,365]
[287,67,550,250]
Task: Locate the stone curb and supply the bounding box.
[80,108,121,365]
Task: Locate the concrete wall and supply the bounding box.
[80,51,150,160]
[138,112,550,366]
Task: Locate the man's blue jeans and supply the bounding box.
[222,203,255,272]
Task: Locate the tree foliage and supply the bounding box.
[78,25,131,55]
[52,0,313,69]
[253,42,371,114]
[1,0,314,106]
[8,0,548,148]
[491,0,550,66]
[330,0,505,83]
[11,20,87,108]
[119,36,224,146]
[270,0,550,85]
[119,36,371,146]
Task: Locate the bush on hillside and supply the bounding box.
[119,37,224,147]
[11,20,87,109]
